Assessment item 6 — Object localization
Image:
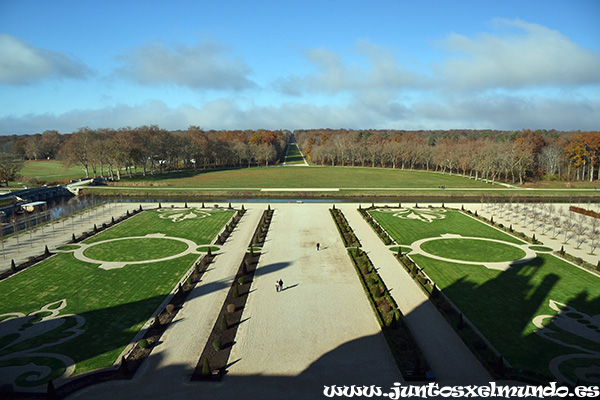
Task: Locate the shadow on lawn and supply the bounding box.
[0,260,295,394]
[439,255,600,385]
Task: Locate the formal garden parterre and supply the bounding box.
[0,207,234,391]
[367,206,600,385]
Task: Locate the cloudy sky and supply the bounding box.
[1,0,599,134]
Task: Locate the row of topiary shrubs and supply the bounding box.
[347,247,433,381]
[329,208,432,380]
[554,246,600,273]
[0,206,144,282]
[216,206,246,245]
[193,208,272,381]
[394,250,554,384]
[459,205,542,245]
[70,205,144,243]
[249,205,273,248]
[330,205,360,247]
[358,205,394,245]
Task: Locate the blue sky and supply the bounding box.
[1,0,599,134]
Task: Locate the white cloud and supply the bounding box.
[0,34,92,85]
[1,92,598,135]
[116,40,255,90]
[276,39,424,95]
[436,19,600,91]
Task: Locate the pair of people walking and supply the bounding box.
[275,278,284,292]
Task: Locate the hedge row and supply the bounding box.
[330,206,360,247]
[348,247,433,381]
[358,206,394,245]
[569,205,600,219]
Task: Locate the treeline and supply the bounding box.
[11,127,290,180]
[295,129,600,183]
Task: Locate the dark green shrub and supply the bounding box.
[202,358,211,376]
[238,277,245,285]
[153,315,160,327]
[139,339,148,349]
[212,340,222,351]
[233,284,239,298]
[220,314,228,331]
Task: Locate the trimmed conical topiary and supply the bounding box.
[202,357,211,377]
[220,314,228,330]
[158,202,162,209]
[10,259,16,273]
[207,247,212,256]
[185,202,188,208]
[44,245,50,256]
[72,233,76,243]
[233,284,239,298]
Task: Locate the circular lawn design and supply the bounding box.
[83,238,188,262]
[420,238,526,263]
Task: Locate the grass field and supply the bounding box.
[111,166,498,189]
[370,207,600,384]
[0,208,233,388]
[17,160,85,183]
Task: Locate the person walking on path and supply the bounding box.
[278,279,284,291]
[275,281,280,292]
[316,243,320,251]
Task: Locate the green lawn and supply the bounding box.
[0,208,233,388]
[83,238,188,262]
[17,160,86,183]
[112,166,498,189]
[284,144,305,164]
[369,208,525,245]
[420,238,526,262]
[84,208,233,245]
[371,207,600,383]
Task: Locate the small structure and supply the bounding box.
[21,201,47,213]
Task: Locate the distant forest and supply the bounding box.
[1,127,599,184]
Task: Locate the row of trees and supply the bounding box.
[15,127,289,181]
[295,129,600,183]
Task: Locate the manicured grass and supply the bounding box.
[83,238,188,262]
[413,253,600,381]
[84,208,233,245]
[369,208,525,245]
[112,166,498,189]
[17,160,86,182]
[420,238,526,262]
[372,207,600,382]
[0,209,232,386]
